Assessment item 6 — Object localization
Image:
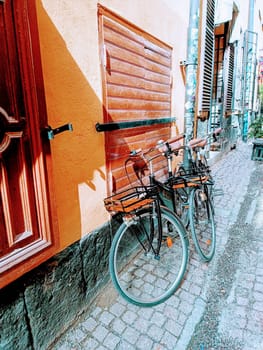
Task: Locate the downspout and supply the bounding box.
[183,0,200,168]
[242,0,255,141]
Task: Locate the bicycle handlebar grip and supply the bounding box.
[157,134,184,153]
[213,127,223,135]
[130,149,142,156]
[188,138,203,147]
[166,134,185,144]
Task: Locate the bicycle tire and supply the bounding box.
[109,205,189,307]
[189,186,216,262]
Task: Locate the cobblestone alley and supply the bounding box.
[50,141,263,350]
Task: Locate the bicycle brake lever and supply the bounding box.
[130,149,142,156]
[156,140,165,147]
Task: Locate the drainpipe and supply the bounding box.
[183,0,200,168]
[242,0,255,141]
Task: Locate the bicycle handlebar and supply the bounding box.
[213,127,223,135]
[129,146,162,164]
[129,128,222,165]
[130,149,142,156]
[157,134,185,154]
[188,138,206,148]
[188,128,223,149]
[165,134,185,145]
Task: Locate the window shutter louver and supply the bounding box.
[98,6,173,192]
[197,0,215,120]
[224,45,235,116]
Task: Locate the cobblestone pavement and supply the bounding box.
[50,141,263,350]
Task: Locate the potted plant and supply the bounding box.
[248,115,263,139]
[249,115,263,160]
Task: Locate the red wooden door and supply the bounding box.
[0,0,57,288]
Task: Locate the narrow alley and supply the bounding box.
[49,141,263,350]
[1,2,263,350]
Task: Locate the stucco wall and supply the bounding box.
[36,0,189,251]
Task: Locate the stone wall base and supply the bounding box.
[0,220,118,350]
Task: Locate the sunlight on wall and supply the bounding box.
[78,167,109,236]
[37,0,191,250]
[41,0,102,96]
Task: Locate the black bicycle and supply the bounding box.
[156,132,219,262]
[104,148,189,307]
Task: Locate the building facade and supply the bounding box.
[0,0,262,348]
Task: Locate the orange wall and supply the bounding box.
[36,0,189,251]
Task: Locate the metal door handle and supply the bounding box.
[45,123,73,140]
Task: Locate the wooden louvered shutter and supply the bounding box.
[197,0,215,120]
[98,5,173,192]
[223,45,234,116]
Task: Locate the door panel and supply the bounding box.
[0,0,57,288]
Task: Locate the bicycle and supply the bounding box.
[181,127,223,209]
[125,134,216,262]
[104,148,189,307]
[155,134,190,227]
[156,132,219,262]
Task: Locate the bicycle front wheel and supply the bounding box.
[189,187,216,262]
[109,205,189,307]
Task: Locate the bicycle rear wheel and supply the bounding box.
[189,186,216,262]
[109,205,189,307]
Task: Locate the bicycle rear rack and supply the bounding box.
[104,185,159,213]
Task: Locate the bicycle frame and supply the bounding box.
[127,148,188,222]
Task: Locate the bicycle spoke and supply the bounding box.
[109,206,188,307]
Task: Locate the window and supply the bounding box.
[223,44,235,116]
[210,33,225,128]
[98,5,173,192]
[196,0,216,121]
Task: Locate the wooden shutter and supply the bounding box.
[223,45,234,116]
[98,5,173,192]
[0,0,57,288]
[197,0,215,120]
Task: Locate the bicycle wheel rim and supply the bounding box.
[189,187,216,262]
[109,206,188,307]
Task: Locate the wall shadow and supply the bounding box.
[37,2,107,245]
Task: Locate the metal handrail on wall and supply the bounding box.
[95,117,176,132]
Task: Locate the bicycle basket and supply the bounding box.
[104,185,159,213]
[171,171,212,188]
